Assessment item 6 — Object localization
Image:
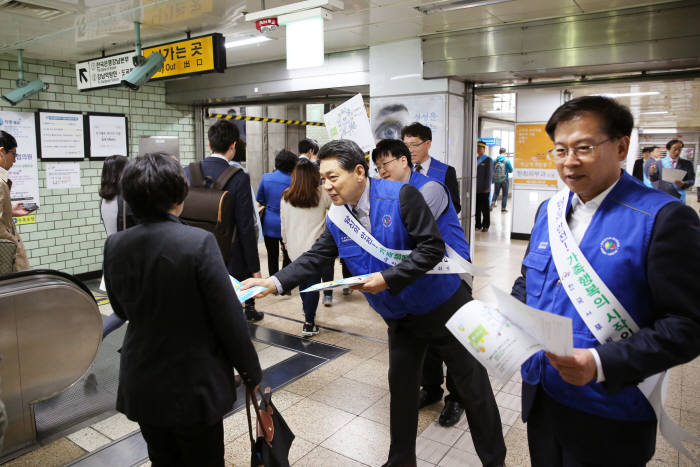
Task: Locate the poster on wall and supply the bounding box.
[0,111,40,225]
[46,163,82,189]
[370,94,446,161]
[513,124,558,187]
[87,113,128,159]
[38,110,85,160]
[323,94,375,153]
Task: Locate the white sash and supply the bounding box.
[547,187,700,461]
[327,204,489,277]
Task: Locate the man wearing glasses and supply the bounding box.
[511,96,700,465]
[401,122,461,214]
[0,130,30,271]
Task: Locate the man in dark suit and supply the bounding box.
[243,140,505,467]
[653,139,695,203]
[104,153,262,466]
[185,120,263,321]
[511,96,700,466]
[632,146,656,184]
[402,122,461,214]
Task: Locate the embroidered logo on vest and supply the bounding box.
[537,241,548,250]
[600,237,621,256]
[382,214,392,228]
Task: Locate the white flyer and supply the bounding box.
[324,94,375,152]
[661,167,686,183]
[46,163,81,189]
[445,286,573,382]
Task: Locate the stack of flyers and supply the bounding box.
[300,274,371,293]
[230,276,268,303]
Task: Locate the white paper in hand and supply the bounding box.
[661,167,686,183]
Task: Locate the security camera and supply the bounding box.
[120,52,165,91]
[1,79,48,106]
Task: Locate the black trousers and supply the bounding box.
[384,283,506,466]
[139,419,225,467]
[475,192,490,229]
[264,235,291,276]
[527,385,656,467]
[421,347,460,403]
[320,262,334,297]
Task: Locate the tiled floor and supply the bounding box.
[6,196,700,466]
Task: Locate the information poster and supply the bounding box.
[324,94,375,153]
[370,94,446,161]
[514,124,558,187]
[46,163,81,189]
[38,111,85,160]
[88,113,128,159]
[0,111,40,225]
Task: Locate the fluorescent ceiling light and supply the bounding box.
[639,128,677,134]
[225,36,272,48]
[640,111,668,115]
[416,0,514,14]
[286,15,324,70]
[390,73,421,81]
[594,91,660,98]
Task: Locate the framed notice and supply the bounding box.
[87,112,128,159]
[37,110,85,160]
[513,123,558,187]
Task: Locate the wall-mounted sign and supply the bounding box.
[46,163,82,189]
[478,138,502,147]
[37,110,85,161]
[513,124,558,187]
[75,33,226,91]
[87,113,128,159]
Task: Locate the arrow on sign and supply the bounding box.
[79,68,88,83]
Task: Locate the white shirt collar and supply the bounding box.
[209,153,229,162]
[570,177,620,213]
[0,167,8,183]
[352,178,370,214]
[415,156,431,173]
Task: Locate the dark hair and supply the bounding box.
[0,130,17,151]
[641,146,657,154]
[275,149,298,174]
[99,155,129,200]
[545,96,634,141]
[298,138,319,155]
[318,140,368,176]
[666,139,684,150]
[120,152,189,221]
[233,138,246,163]
[208,120,240,154]
[282,159,321,208]
[401,122,432,142]
[371,139,413,169]
[499,147,506,154]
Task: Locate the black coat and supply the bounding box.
[104,215,262,426]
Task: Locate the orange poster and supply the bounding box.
[514,124,558,187]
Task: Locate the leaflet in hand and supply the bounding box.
[300,274,372,293]
[230,276,268,303]
[661,167,686,183]
[445,286,573,382]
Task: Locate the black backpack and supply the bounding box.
[181,162,241,261]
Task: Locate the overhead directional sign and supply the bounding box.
[75,33,226,92]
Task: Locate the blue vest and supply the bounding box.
[522,173,677,421]
[326,178,461,319]
[256,170,292,238]
[426,157,448,184]
[661,156,685,202]
[409,171,471,262]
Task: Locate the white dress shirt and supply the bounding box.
[567,178,621,383]
[414,157,432,174]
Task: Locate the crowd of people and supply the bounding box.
[0,95,699,466]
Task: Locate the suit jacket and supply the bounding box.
[443,165,461,214]
[104,215,262,426]
[656,157,694,199]
[512,199,700,421]
[185,156,260,279]
[274,181,445,296]
[632,158,644,181]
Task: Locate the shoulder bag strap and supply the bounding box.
[188,162,206,187]
[213,165,241,190]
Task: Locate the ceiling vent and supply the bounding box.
[0,0,68,21]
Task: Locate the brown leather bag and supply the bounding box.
[180,162,240,261]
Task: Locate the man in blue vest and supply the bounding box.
[244,139,506,467]
[401,122,461,214]
[372,138,473,427]
[511,95,700,466]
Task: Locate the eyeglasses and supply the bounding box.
[547,138,612,160]
[405,140,427,150]
[375,157,400,171]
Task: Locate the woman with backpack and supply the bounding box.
[491,148,513,212]
[279,159,332,337]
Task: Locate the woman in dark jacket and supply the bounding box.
[103,153,261,466]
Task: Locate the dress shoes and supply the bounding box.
[418,388,443,409]
[438,399,464,427]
